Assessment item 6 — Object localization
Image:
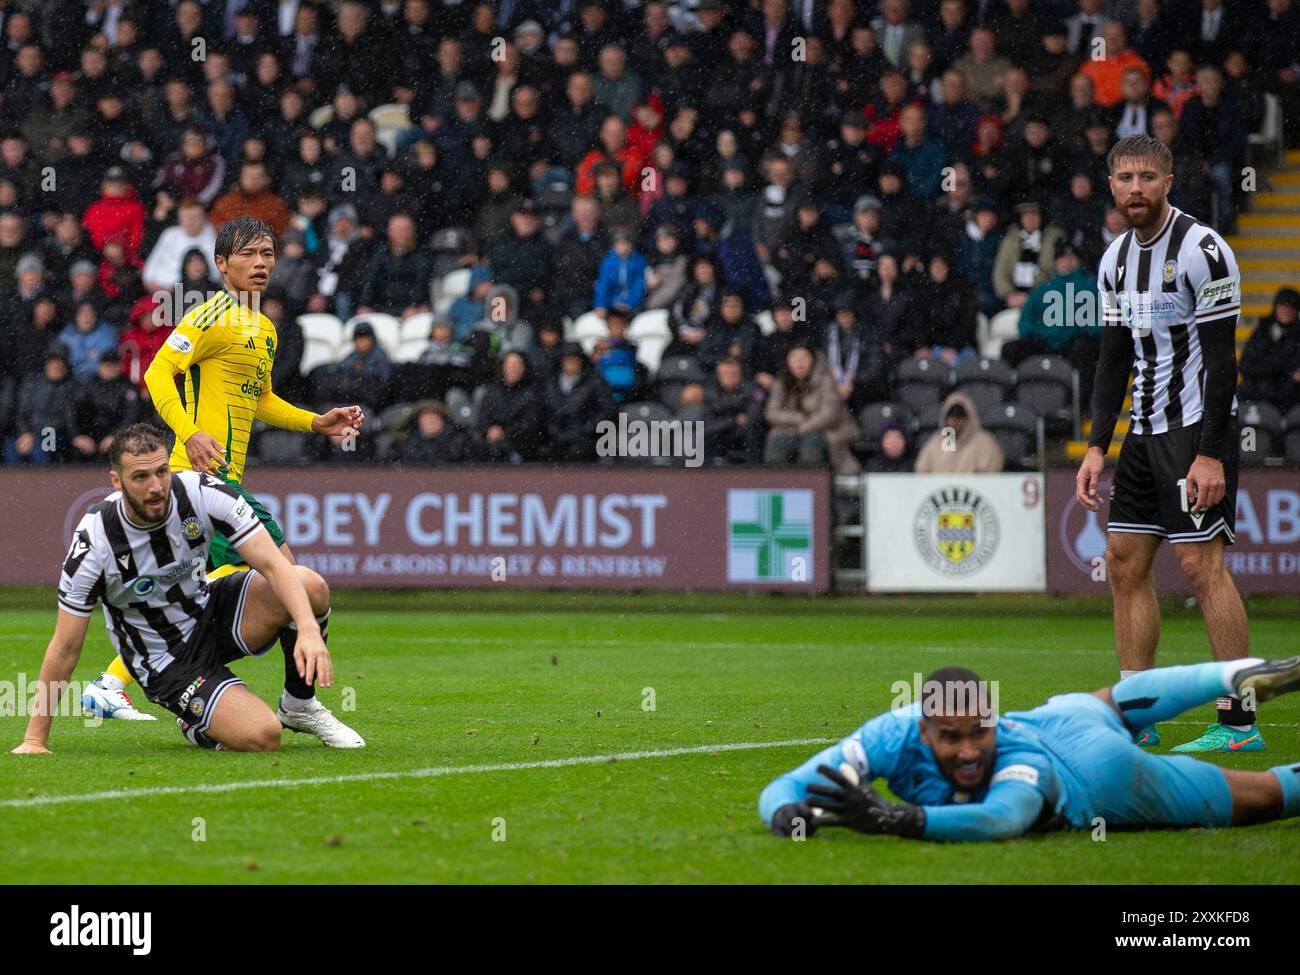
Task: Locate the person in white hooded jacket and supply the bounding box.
[141,197,218,292]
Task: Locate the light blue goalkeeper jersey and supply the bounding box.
[759,692,1233,841]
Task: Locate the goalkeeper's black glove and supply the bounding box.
[770,801,819,838]
[804,764,927,838]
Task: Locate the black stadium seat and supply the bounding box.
[615,401,676,466]
[1285,405,1300,463]
[859,401,916,442]
[983,402,1042,470]
[1014,354,1077,436]
[1238,401,1284,464]
[952,381,1005,418]
[954,356,1015,389]
[893,357,949,414]
[655,355,708,409]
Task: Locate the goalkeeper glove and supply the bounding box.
[805,764,926,838]
[770,801,819,838]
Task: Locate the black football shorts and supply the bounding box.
[1108,417,1238,545]
[143,571,276,742]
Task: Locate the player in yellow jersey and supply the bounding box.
[81,217,365,723]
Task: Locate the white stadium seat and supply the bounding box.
[300,337,340,375]
[629,308,671,343]
[368,103,411,129]
[296,313,344,349]
[400,312,436,343]
[436,267,472,303]
[393,338,429,364]
[982,308,1022,359]
[636,335,670,376]
[572,311,609,354]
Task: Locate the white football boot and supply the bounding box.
[277,698,366,748]
[80,682,157,720]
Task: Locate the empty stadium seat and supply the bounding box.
[1238,401,1284,464]
[894,357,949,413]
[435,267,472,306]
[1014,354,1077,436]
[400,312,436,343]
[572,311,610,353]
[615,401,676,465]
[983,308,1021,359]
[297,313,344,349]
[1279,405,1300,462]
[635,335,670,376]
[258,429,309,465]
[368,103,411,130]
[629,309,671,343]
[955,356,1015,388]
[300,338,341,375]
[983,402,1043,469]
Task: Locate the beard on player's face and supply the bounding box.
[923,716,997,791]
[118,464,172,525]
[1113,168,1170,229]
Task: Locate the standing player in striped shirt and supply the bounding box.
[1076,135,1256,753]
[79,216,365,721]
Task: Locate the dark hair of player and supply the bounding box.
[214,216,275,261]
[108,423,168,470]
[920,666,987,720]
[1107,134,1172,175]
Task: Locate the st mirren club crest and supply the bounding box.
[181,515,204,544]
[913,487,999,576]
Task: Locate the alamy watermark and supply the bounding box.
[1,675,104,727]
[595,413,704,468]
[890,673,1000,727]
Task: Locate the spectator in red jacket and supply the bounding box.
[575,114,647,199]
[118,296,173,393]
[209,160,293,237]
[82,166,146,257]
[152,124,226,205]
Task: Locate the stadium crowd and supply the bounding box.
[0,0,1298,472]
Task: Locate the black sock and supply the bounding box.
[279,623,316,702]
[1217,695,1255,727]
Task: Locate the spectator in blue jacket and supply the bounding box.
[954,197,1004,318]
[58,301,118,382]
[889,105,950,201]
[594,227,647,315]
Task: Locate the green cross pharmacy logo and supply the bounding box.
[727,490,813,583]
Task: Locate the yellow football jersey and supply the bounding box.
[145,290,315,483]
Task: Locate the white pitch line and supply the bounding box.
[339,635,1221,660]
[0,737,836,810]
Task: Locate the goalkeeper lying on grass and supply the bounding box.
[761,660,1300,841]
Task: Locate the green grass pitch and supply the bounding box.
[2,589,1298,884]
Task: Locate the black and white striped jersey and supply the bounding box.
[1096,206,1241,435]
[57,471,264,689]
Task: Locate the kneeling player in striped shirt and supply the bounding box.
[12,424,364,753]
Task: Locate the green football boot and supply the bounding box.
[1133,725,1160,747]
[1170,724,1265,752]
